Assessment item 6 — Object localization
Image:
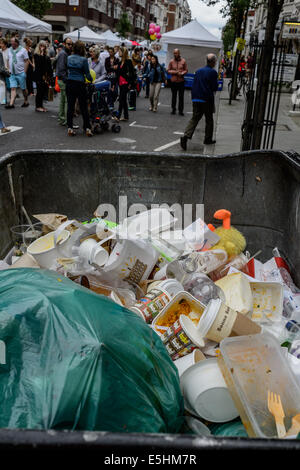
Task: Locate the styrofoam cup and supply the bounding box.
[180,358,239,423]
[174,349,206,377]
[27,230,70,269]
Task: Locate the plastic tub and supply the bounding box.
[250,281,284,323]
[219,332,300,438]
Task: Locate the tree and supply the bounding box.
[116,12,132,39]
[12,0,52,20]
[203,0,254,100]
[222,20,235,53]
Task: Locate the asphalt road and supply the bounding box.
[0,86,209,157]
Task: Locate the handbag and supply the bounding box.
[54,76,60,93]
[0,65,10,78]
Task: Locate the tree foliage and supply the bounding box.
[116,12,132,38]
[12,0,52,20]
[222,20,235,52]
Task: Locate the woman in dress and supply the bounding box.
[33,40,52,112]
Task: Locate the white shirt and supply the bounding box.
[100,50,109,66]
[1,48,9,69]
[8,47,28,75]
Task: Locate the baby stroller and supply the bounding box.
[88,81,121,135]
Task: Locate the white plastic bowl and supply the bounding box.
[180,358,239,423]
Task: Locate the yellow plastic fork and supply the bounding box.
[267,390,286,438]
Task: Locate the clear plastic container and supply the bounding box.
[166,259,225,306]
[219,332,300,438]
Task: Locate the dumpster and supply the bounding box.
[1,148,300,456]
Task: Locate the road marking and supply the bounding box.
[0,126,22,136]
[129,121,157,130]
[154,139,180,152]
[173,131,184,135]
[113,137,137,144]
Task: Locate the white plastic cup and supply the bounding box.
[79,239,109,267]
[174,349,206,377]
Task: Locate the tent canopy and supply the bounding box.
[162,19,222,49]
[64,26,104,44]
[97,29,120,46]
[0,0,52,33]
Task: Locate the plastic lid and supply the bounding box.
[159,279,183,292]
[180,315,205,348]
[196,298,222,338]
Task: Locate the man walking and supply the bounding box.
[56,38,73,126]
[5,37,29,109]
[167,49,188,115]
[180,54,218,150]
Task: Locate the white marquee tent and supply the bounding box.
[0,0,52,33]
[63,26,104,44]
[162,19,222,72]
[97,29,121,46]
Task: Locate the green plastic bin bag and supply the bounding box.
[0,268,184,433]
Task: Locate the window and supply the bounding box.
[106,1,112,16]
[114,2,122,19]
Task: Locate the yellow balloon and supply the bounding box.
[150,34,156,41]
[85,69,96,83]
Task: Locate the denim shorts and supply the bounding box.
[9,72,27,90]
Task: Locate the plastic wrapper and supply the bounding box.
[0,268,184,433]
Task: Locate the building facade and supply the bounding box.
[165,0,192,33]
[244,0,300,45]
[44,0,152,40]
[44,0,192,39]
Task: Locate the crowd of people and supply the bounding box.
[222,53,255,81]
[0,35,192,137]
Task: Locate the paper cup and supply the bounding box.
[197,299,237,343]
[197,298,261,342]
[161,314,205,361]
[130,280,183,323]
[152,291,205,336]
[180,358,239,423]
[174,349,206,377]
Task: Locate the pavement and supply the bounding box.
[213,79,300,155]
[0,80,298,158]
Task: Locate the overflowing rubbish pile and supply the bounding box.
[1,207,300,439]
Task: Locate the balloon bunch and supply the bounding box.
[148,23,161,41]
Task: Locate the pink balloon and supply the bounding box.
[149,23,156,29]
[149,29,154,35]
[155,25,161,33]
[156,33,161,39]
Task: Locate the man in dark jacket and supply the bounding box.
[56,38,73,126]
[180,54,218,150]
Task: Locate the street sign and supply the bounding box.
[69,0,79,6]
[282,22,300,39]
[270,64,296,83]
